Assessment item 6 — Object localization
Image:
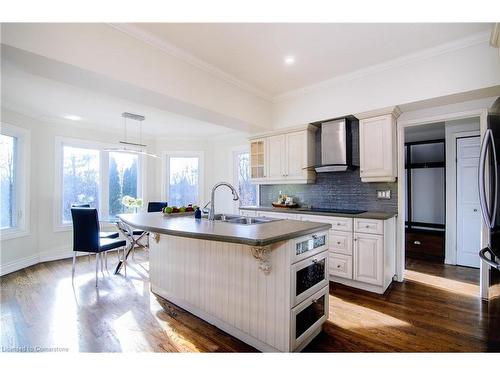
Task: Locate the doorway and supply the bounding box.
[402,117,482,286]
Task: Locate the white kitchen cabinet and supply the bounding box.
[250,138,267,182]
[357,107,400,183]
[329,253,353,279]
[267,134,286,180]
[257,211,296,220]
[249,125,317,184]
[353,233,384,286]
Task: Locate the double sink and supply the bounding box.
[203,213,281,225]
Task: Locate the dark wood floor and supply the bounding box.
[1,250,499,352]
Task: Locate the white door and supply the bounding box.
[286,131,306,179]
[267,134,285,180]
[456,136,481,268]
[353,233,383,286]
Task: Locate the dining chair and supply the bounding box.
[71,208,126,287]
[71,203,119,239]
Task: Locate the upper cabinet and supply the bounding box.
[250,138,267,182]
[249,125,317,184]
[357,107,401,183]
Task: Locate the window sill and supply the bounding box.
[1,229,31,241]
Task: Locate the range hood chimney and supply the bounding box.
[314,118,353,173]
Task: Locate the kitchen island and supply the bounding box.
[119,212,332,352]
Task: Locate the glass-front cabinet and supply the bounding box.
[250,138,266,181]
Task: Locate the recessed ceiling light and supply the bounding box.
[284,56,295,66]
[63,114,82,121]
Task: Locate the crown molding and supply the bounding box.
[355,106,401,120]
[108,23,273,101]
[272,31,492,103]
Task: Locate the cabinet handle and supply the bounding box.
[337,264,341,268]
[366,225,370,228]
[354,238,357,241]
[337,241,341,245]
[336,223,341,226]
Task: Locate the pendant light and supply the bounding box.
[105,112,159,159]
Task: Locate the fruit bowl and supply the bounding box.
[162,204,198,216]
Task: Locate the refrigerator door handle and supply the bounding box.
[490,132,498,227]
[479,247,500,270]
[479,129,494,228]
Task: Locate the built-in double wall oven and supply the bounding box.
[289,231,329,350]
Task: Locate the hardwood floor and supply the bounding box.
[1,251,499,352]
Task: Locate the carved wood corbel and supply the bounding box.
[153,233,160,243]
[251,246,272,275]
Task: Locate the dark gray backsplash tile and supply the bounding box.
[259,120,398,213]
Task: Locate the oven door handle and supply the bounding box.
[479,247,500,270]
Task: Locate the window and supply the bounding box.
[1,123,30,239]
[164,152,204,207]
[108,152,139,220]
[234,150,258,206]
[1,134,17,229]
[62,146,100,223]
[55,137,143,229]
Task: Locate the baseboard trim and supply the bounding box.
[0,247,78,277]
[0,254,39,277]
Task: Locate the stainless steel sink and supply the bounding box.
[203,214,281,225]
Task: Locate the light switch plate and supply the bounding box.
[377,190,391,199]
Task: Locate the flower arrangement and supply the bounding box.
[121,196,144,212]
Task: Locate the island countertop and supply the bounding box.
[118,212,332,246]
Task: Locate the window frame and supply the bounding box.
[54,136,144,231]
[0,123,30,240]
[232,146,259,212]
[162,151,205,207]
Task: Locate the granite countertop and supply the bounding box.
[239,206,397,220]
[118,212,332,247]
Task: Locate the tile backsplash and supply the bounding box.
[259,120,398,213]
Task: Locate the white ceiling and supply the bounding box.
[134,23,493,96]
[1,62,240,138]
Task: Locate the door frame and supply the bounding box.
[450,132,481,266]
[396,108,489,298]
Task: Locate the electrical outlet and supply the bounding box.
[377,190,391,199]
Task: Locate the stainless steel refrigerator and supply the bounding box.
[478,107,500,351]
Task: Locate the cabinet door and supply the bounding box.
[250,138,267,181]
[286,131,306,179]
[267,134,286,180]
[359,114,396,181]
[353,233,383,286]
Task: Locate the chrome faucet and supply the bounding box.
[208,182,240,220]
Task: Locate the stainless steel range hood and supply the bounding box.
[314,118,353,173]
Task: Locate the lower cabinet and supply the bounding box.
[353,233,383,286]
[329,253,353,279]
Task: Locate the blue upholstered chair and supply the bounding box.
[71,208,126,287]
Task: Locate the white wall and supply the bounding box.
[272,38,500,128]
[0,108,158,274]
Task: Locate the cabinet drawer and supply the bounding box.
[239,210,256,217]
[292,231,329,263]
[329,230,352,255]
[354,218,383,235]
[291,251,328,307]
[257,211,295,220]
[329,253,352,279]
[300,214,352,233]
[290,285,329,351]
